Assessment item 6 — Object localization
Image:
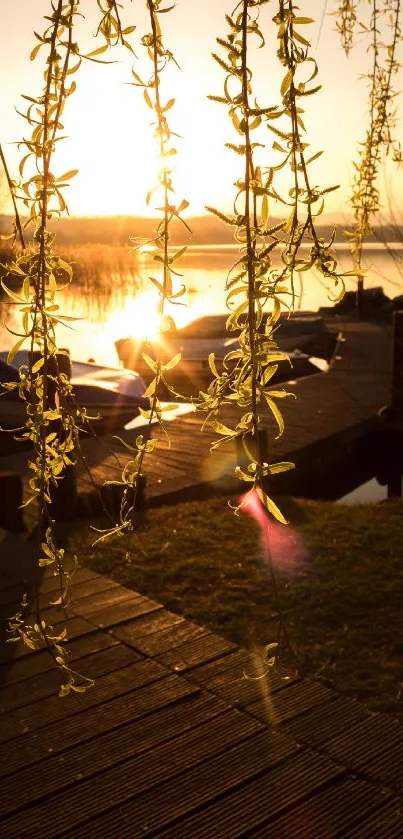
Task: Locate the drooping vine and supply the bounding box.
[336,0,402,302]
[333,0,359,54]
[201,0,348,514]
[2,0,137,696]
[92,0,190,548]
[2,0,96,697]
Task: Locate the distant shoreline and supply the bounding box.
[1,213,401,247]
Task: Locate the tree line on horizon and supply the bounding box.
[0,213,396,246]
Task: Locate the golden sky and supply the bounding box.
[0,0,402,221]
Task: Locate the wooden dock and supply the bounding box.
[0,530,402,838]
[0,318,394,514]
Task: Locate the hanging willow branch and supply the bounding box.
[333,0,360,54]
[200,0,349,524]
[1,0,99,696]
[92,0,190,548]
[340,0,402,301]
[2,0,139,694]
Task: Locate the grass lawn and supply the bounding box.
[68,494,403,718]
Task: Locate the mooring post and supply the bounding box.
[387,310,403,498]
[391,310,403,416]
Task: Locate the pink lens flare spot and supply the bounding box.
[239,488,268,529]
[240,489,308,572]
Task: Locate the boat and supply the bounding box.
[157,311,327,339]
[0,352,149,432]
[115,312,336,398]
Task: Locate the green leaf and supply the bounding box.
[208,353,219,378]
[212,420,236,436]
[265,461,295,475]
[265,396,285,437]
[163,352,182,371]
[56,169,79,182]
[141,352,157,373]
[30,43,42,61]
[8,337,26,364]
[235,466,254,482]
[31,356,44,374]
[143,378,156,398]
[256,487,288,524]
[266,390,294,399]
[163,98,175,112]
[280,69,293,96]
[1,282,24,303]
[86,45,108,58]
[59,684,71,698]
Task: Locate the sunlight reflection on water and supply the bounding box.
[0,244,401,367]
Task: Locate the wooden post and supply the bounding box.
[0,472,25,533]
[387,472,402,499]
[391,310,403,415]
[387,311,403,498]
[356,275,364,316]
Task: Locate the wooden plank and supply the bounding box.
[283,695,371,747]
[245,679,337,725]
[187,649,300,706]
[24,573,121,614]
[156,631,237,671]
[137,626,234,658]
[38,566,100,595]
[112,608,185,646]
[0,692,231,819]
[156,764,378,839]
[15,728,299,839]
[324,714,403,770]
[346,799,403,839]
[0,630,118,686]
[80,594,163,629]
[0,644,140,714]
[0,674,200,778]
[362,740,403,792]
[69,575,121,601]
[69,586,144,617]
[248,776,393,839]
[62,740,340,839]
[0,709,264,835]
[0,658,168,744]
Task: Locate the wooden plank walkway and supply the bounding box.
[0,318,394,512]
[0,531,402,838]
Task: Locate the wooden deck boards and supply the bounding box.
[1,558,403,837]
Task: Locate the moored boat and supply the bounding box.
[115,312,336,398]
[0,352,149,432]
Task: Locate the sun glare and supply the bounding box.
[106,290,162,342]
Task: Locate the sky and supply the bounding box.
[0,0,403,222]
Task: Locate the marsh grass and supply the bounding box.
[68,494,403,718]
[0,242,143,293]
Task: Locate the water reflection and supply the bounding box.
[0,244,402,368]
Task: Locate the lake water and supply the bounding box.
[1,242,402,368]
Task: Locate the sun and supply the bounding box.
[105,290,162,343]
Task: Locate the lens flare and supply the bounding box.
[240,488,308,573]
